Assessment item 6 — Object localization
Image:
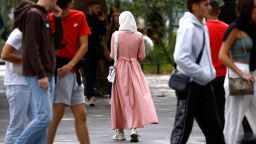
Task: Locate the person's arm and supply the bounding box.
[219,28,254,82]
[174,25,209,83]
[23,12,47,79]
[102,36,112,62]
[110,33,115,59]
[47,7,63,50]
[53,17,64,50]
[57,36,88,77]
[137,35,146,62]
[1,44,22,63]
[23,11,50,89]
[57,13,90,77]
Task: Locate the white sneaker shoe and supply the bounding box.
[88,96,96,107]
[112,131,126,141]
[130,129,139,142]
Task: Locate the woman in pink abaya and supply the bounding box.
[110,11,158,143]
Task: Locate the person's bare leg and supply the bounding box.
[48,103,66,144]
[71,104,90,144]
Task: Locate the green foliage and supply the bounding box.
[115,0,185,73]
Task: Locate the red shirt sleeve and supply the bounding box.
[79,13,91,37]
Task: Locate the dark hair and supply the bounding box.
[237,0,254,21]
[14,0,35,30]
[223,0,256,71]
[209,0,220,16]
[187,0,207,12]
[88,1,100,7]
[223,0,255,41]
[57,0,73,9]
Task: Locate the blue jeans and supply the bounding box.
[5,85,36,144]
[15,76,55,144]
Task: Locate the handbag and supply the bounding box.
[229,33,254,96]
[169,28,205,91]
[107,31,118,83]
[229,78,253,96]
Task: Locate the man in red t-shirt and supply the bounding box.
[206,0,228,130]
[47,0,91,143]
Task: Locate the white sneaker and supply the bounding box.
[112,131,126,141]
[130,129,139,142]
[88,96,96,107]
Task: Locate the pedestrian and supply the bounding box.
[206,0,228,130]
[170,0,225,144]
[103,11,120,104]
[81,1,107,107]
[12,0,63,143]
[219,0,237,25]
[219,0,253,138]
[110,11,158,143]
[1,2,36,143]
[219,0,256,143]
[47,0,91,143]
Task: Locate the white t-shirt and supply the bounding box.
[4,28,27,86]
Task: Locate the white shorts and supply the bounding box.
[54,72,85,106]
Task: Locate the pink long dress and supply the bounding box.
[110,31,158,129]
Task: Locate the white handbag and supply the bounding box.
[107,31,119,83]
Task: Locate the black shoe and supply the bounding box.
[130,129,139,143]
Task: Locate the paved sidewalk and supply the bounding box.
[0,66,205,144]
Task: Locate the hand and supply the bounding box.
[38,77,49,90]
[52,5,62,17]
[104,51,112,62]
[57,64,73,77]
[98,15,106,21]
[241,73,255,83]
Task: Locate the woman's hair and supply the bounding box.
[223,0,255,41]
[187,0,207,12]
[237,0,254,21]
[223,0,256,71]
[57,0,73,9]
[13,0,35,30]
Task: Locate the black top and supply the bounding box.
[86,13,106,55]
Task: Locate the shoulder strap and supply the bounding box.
[114,31,119,67]
[173,27,205,70]
[196,28,205,64]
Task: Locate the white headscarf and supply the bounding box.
[119,11,137,32]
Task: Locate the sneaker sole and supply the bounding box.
[89,104,95,107]
[118,138,126,141]
[112,134,126,141]
[113,138,126,141]
[130,134,139,142]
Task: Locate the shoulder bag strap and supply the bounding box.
[114,31,119,67]
[196,28,206,64]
